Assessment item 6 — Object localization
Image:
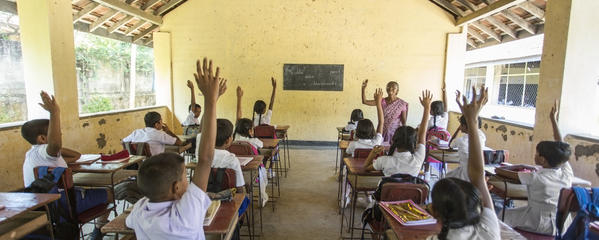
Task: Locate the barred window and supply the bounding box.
[463,66,486,98]
[494,61,540,108]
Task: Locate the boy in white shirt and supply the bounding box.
[252,77,276,127]
[126,57,224,240]
[211,118,246,190]
[123,111,187,156]
[234,86,263,150]
[496,100,573,235]
[182,80,202,127]
[346,89,385,156]
[365,90,432,177]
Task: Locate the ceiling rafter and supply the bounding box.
[133,24,159,42]
[92,0,162,25]
[471,21,501,42]
[73,2,100,23]
[89,9,119,32]
[430,0,464,17]
[154,0,185,16]
[455,0,478,12]
[485,16,517,39]
[468,27,486,42]
[518,1,545,20]
[107,15,134,33]
[501,9,536,34]
[456,0,526,26]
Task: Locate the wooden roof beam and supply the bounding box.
[471,21,501,42]
[93,0,162,25]
[455,0,478,12]
[141,0,162,11]
[468,27,487,42]
[485,16,517,39]
[133,24,159,42]
[467,38,478,48]
[456,0,526,26]
[73,2,99,23]
[154,0,185,16]
[107,15,134,33]
[518,1,545,20]
[430,0,464,17]
[125,20,146,36]
[501,9,535,34]
[90,9,119,32]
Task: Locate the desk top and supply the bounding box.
[343,157,383,176]
[428,150,460,164]
[165,143,192,154]
[70,155,145,173]
[275,125,290,131]
[238,155,264,171]
[382,205,525,239]
[260,138,281,149]
[339,140,349,150]
[0,193,60,223]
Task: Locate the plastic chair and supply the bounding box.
[34,167,115,239]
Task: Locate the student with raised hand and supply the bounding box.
[497,100,573,235]
[183,80,202,127]
[427,85,499,240]
[253,77,276,126]
[364,90,432,177]
[345,88,385,156]
[234,86,263,149]
[126,57,225,240]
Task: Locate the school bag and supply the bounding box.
[207,168,237,193]
[360,173,430,239]
[556,187,599,240]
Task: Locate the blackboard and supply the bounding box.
[283,64,344,91]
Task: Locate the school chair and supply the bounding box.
[228,141,259,156]
[34,167,115,240]
[338,148,384,212]
[255,124,289,178]
[121,142,152,157]
[552,187,596,240]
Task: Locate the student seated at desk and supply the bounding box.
[126,57,223,240]
[233,86,263,150]
[364,90,432,177]
[428,85,500,240]
[183,80,202,128]
[346,89,385,156]
[123,111,186,156]
[345,109,364,132]
[495,100,573,236]
[209,118,246,191]
[252,77,276,127]
[21,91,107,240]
[446,91,487,182]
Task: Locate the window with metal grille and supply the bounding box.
[463,66,487,98]
[494,61,540,108]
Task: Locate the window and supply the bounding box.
[74,31,155,115]
[464,66,487,98]
[0,10,25,124]
[494,61,540,107]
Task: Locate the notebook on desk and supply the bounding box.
[203,200,221,226]
[379,200,437,226]
[72,154,101,164]
[239,157,254,166]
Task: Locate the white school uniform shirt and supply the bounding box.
[426,207,500,240]
[126,182,212,240]
[503,162,573,235]
[122,127,177,156]
[253,110,272,127]
[427,112,449,130]
[211,149,245,187]
[23,144,68,187]
[234,135,264,149]
[373,144,426,177]
[345,121,358,131]
[345,133,384,156]
[446,130,487,181]
[182,111,200,126]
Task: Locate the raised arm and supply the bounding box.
[460,85,493,209]
[417,90,433,145]
[550,100,563,142]
[187,80,197,113]
[39,91,61,157]
[193,58,224,191]
[60,148,81,163]
[361,80,377,106]
[268,77,276,110]
[236,86,243,122]
[374,88,384,134]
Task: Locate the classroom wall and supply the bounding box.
[158,0,459,141]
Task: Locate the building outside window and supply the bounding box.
[0,10,25,124]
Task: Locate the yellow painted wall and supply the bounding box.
[159,0,459,141]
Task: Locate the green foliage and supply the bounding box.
[82,96,114,114]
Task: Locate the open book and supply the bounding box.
[72,154,101,164]
[238,157,254,166]
[379,200,437,226]
[203,200,221,226]
[98,156,131,163]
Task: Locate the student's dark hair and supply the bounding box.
[216,118,234,147]
[137,152,185,200]
[235,118,253,138]
[144,111,162,128]
[432,178,482,240]
[349,109,364,123]
[536,141,571,167]
[252,100,267,125]
[21,119,49,144]
[355,119,376,140]
[388,126,417,155]
[188,103,201,112]
[430,101,445,129]
[459,115,482,129]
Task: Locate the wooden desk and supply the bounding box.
[0,193,60,239]
[381,205,526,239]
[165,143,192,154]
[237,155,264,235]
[102,193,246,240]
[275,125,290,132]
[274,125,291,176]
[70,155,145,174]
[259,138,280,149]
[177,134,197,141]
[340,157,383,238]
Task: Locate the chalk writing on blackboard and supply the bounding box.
[283,64,344,91]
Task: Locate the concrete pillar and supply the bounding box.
[17,0,79,122]
[533,0,599,145]
[153,31,174,126]
[443,28,467,112]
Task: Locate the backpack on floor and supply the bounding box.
[556,187,599,240]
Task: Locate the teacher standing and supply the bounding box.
[361,80,408,142]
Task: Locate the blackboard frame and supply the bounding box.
[283,64,344,91]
